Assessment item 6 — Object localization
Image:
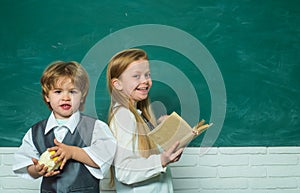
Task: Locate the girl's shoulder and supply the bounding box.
[113,106,135,118]
[112,106,137,127]
[111,106,138,136]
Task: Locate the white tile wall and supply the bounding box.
[1,147,300,193]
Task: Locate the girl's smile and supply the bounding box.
[114,59,152,105]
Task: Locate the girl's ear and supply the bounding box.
[112,78,122,90]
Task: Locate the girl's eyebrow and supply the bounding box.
[131,69,150,73]
[130,70,142,75]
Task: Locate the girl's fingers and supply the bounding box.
[168,141,180,153]
[172,148,183,161]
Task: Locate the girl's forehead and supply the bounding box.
[126,59,150,72]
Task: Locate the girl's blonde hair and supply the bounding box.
[107,48,158,157]
[40,61,89,111]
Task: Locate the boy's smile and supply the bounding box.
[61,104,72,110]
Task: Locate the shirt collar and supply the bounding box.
[45,111,81,135]
[113,102,141,113]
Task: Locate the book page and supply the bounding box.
[147,112,195,151]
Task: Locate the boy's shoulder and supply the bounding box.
[79,113,110,130]
[79,113,107,125]
[80,113,98,121]
[31,118,49,129]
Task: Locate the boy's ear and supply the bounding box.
[112,78,122,90]
[80,96,85,103]
[45,95,50,102]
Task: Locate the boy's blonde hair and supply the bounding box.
[40,61,89,111]
[107,48,158,157]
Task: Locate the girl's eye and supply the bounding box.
[133,75,140,79]
[145,73,151,78]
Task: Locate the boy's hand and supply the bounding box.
[48,138,75,170]
[48,138,99,169]
[31,158,47,176]
[29,158,60,178]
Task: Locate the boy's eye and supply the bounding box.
[54,90,61,94]
[70,90,78,94]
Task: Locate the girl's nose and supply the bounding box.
[141,75,150,83]
[141,77,147,83]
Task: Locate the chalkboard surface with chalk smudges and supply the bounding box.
[0,0,299,146]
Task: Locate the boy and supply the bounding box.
[13,61,116,193]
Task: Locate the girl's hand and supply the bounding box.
[157,115,169,124]
[160,141,183,167]
[48,138,75,170]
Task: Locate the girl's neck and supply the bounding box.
[130,99,137,108]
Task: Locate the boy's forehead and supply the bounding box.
[53,77,75,88]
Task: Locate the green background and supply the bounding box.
[1,0,299,147]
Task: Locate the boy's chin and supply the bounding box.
[53,111,74,119]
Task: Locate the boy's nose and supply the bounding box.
[62,93,71,100]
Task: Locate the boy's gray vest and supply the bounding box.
[32,114,99,193]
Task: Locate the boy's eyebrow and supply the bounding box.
[52,87,80,90]
[52,87,62,90]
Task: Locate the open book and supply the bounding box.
[147,112,213,151]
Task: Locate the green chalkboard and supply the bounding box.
[1,0,299,147]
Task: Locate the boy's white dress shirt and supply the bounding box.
[13,111,116,180]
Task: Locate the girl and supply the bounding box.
[106,48,183,193]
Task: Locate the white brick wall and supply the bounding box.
[1,147,300,193]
